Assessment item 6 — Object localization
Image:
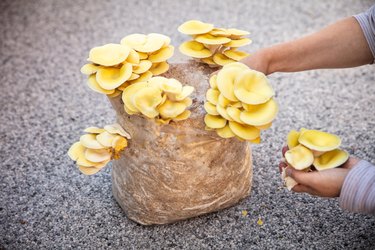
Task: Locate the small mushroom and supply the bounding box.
[204,102,219,115]
[206,88,220,105]
[226,28,250,39]
[132,60,152,74]
[195,34,231,45]
[216,67,240,102]
[209,28,231,37]
[216,104,233,121]
[287,130,300,149]
[224,38,252,48]
[128,73,140,81]
[226,106,244,124]
[174,86,195,101]
[112,136,128,152]
[285,145,314,170]
[209,75,218,89]
[89,43,130,66]
[178,20,214,35]
[201,57,217,67]
[173,110,191,121]
[204,114,227,129]
[80,134,106,149]
[80,63,101,75]
[96,63,133,90]
[68,142,86,161]
[148,46,174,63]
[298,130,341,153]
[125,49,140,65]
[228,121,260,141]
[107,90,122,98]
[149,62,169,75]
[132,86,163,118]
[313,149,349,171]
[240,98,278,126]
[84,127,106,134]
[122,82,149,114]
[255,122,272,130]
[216,124,235,138]
[223,49,250,61]
[218,94,232,108]
[78,166,100,175]
[104,123,131,139]
[96,131,117,147]
[121,33,165,53]
[213,53,236,66]
[87,75,115,95]
[85,148,112,163]
[158,99,187,119]
[234,69,274,105]
[179,41,213,58]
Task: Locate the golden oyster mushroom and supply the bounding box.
[85,148,112,163]
[234,69,274,105]
[216,65,243,102]
[132,60,152,74]
[80,134,106,149]
[78,166,101,175]
[209,75,218,89]
[226,107,244,124]
[129,71,153,84]
[174,86,195,101]
[285,145,314,170]
[68,142,86,161]
[96,131,117,147]
[298,130,341,153]
[204,102,219,115]
[223,49,250,61]
[133,86,163,118]
[125,49,140,65]
[287,130,300,149]
[224,38,252,48]
[104,123,131,139]
[122,82,149,114]
[213,53,236,66]
[89,43,130,66]
[179,41,213,58]
[204,114,227,129]
[158,99,188,119]
[228,121,260,141]
[121,33,165,53]
[112,136,128,152]
[195,33,231,45]
[80,63,101,75]
[240,98,278,126]
[216,124,235,138]
[178,20,214,35]
[226,28,250,39]
[149,62,169,75]
[84,127,106,134]
[313,149,349,171]
[209,28,231,37]
[201,57,217,66]
[173,110,191,121]
[96,63,133,90]
[216,104,233,121]
[206,88,220,105]
[87,74,115,95]
[148,46,174,63]
[255,122,272,130]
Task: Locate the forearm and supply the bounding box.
[265,17,373,74]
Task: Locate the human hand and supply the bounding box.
[279,146,360,197]
[239,49,272,75]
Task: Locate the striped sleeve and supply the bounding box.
[354,5,375,61]
[339,160,375,214]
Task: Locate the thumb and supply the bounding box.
[286,167,316,187]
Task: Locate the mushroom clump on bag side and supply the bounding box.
[204,62,278,142]
[122,76,194,124]
[80,33,174,98]
[178,20,251,67]
[282,128,349,190]
[68,124,131,175]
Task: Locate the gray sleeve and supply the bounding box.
[354,5,375,61]
[339,160,375,214]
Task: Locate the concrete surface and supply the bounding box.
[1,0,374,249]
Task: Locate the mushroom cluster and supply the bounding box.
[178,20,251,67]
[68,124,131,175]
[204,62,278,142]
[80,33,174,98]
[282,128,349,190]
[122,76,194,124]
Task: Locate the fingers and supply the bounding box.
[292,184,315,194]
[279,161,287,173]
[285,167,318,187]
[282,146,289,157]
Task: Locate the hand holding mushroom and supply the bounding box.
[279,128,360,197]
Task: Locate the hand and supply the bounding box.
[279,146,360,197]
[239,49,272,75]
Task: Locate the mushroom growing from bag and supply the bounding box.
[203,62,278,142]
[178,20,250,67]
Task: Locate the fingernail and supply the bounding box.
[286,167,293,177]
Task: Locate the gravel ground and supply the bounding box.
[1,0,374,249]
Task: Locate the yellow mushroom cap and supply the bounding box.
[216,124,235,138]
[179,41,213,58]
[240,98,278,126]
[195,34,231,45]
[112,135,128,152]
[125,49,140,65]
[234,69,274,105]
[149,62,169,75]
[223,49,250,61]
[96,131,117,147]
[121,33,165,53]
[204,114,227,129]
[178,20,214,35]
[76,154,97,167]
[80,63,101,75]
[174,86,195,101]
[156,78,183,94]
[68,142,86,161]
[104,123,131,139]
[96,63,133,90]
[298,130,341,152]
[287,130,300,149]
[84,127,106,134]
[249,137,261,144]
[228,121,260,141]
[255,122,272,130]
[285,145,314,170]
[313,149,349,171]
[85,148,111,163]
[132,60,152,74]
[129,71,153,84]
[107,90,122,98]
[78,166,101,175]
[148,46,174,63]
[173,110,191,121]
[138,52,148,60]
[216,104,233,121]
[209,28,231,37]
[87,74,115,95]
[132,86,163,118]
[206,88,220,105]
[226,107,244,124]
[224,38,252,48]
[80,134,106,149]
[226,28,250,38]
[149,33,171,48]
[157,99,187,119]
[217,65,244,102]
[209,75,218,90]
[213,53,236,66]
[89,43,130,66]
[218,94,232,108]
[204,102,219,115]
[122,82,148,114]
[201,57,217,66]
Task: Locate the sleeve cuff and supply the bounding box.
[353,5,375,63]
[339,160,375,214]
